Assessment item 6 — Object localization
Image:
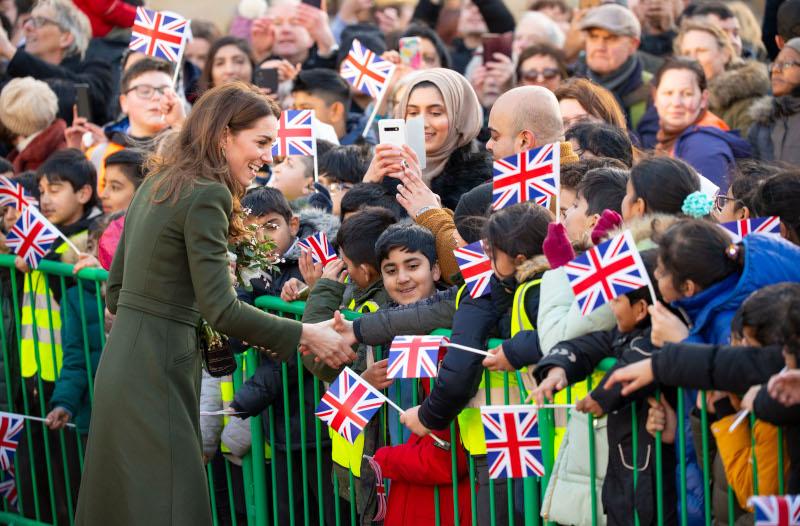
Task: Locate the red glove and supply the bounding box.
[591,209,624,246]
[543,223,575,269]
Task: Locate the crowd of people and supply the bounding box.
[0,0,799,524]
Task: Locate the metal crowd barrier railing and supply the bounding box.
[0,255,787,525]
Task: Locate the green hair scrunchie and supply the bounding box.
[681,191,714,218]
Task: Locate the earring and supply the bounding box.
[220,146,226,160]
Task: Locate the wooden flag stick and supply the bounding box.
[728,366,788,432]
[441,342,490,356]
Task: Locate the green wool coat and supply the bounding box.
[74,175,303,526]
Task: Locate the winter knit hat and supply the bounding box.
[0,77,59,137]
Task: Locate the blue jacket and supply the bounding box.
[673,125,751,192]
[675,234,800,345]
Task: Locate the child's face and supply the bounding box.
[488,245,518,281]
[621,179,645,222]
[245,212,299,257]
[559,187,576,222]
[564,193,597,244]
[381,247,440,305]
[742,326,763,348]
[654,256,683,303]
[341,251,379,290]
[100,165,136,215]
[319,175,352,217]
[269,156,314,201]
[713,187,742,224]
[38,177,91,226]
[609,294,647,333]
[119,71,173,136]
[3,206,18,232]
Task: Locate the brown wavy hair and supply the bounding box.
[554,78,628,129]
[147,81,280,238]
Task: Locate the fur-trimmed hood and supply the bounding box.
[602,213,682,249]
[515,255,551,283]
[708,60,770,111]
[284,208,340,262]
[747,89,800,125]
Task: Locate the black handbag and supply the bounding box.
[199,321,237,377]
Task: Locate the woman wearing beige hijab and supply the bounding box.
[364,68,491,210]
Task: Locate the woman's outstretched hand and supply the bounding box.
[299,320,357,368]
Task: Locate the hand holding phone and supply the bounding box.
[482,33,513,64]
[75,83,91,121]
[254,68,279,93]
[399,36,423,69]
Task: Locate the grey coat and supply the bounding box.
[747,90,800,165]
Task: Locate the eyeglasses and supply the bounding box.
[714,194,739,210]
[770,61,800,73]
[520,68,561,82]
[26,15,64,29]
[125,84,171,100]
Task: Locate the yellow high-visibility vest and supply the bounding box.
[457,279,540,455]
[330,300,379,477]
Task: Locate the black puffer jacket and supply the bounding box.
[651,342,797,492]
[430,144,492,211]
[535,327,678,526]
[230,354,327,451]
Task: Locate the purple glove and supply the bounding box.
[543,223,575,269]
[591,209,624,246]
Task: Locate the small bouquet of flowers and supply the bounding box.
[229,215,283,290]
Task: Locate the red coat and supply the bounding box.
[373,425,472,526]
[73,0,136,37]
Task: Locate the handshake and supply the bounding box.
[298,311,359,368]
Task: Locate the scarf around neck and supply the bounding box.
[587,54,643,97]
[397,68,483,184]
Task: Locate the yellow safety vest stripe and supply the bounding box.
[20,271,62,381]
[458,279,541,455]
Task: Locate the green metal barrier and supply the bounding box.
[0,260,789,526]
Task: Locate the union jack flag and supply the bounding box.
[129,7,189,63]
[720,216,781,242]
[315,367,387,444]
[454,241,492,299]
[481,405,544,479]
[5,208,60,269]
[364,455,387,521]
[492,143,560,211]
[0,413,24,471]
[564,230,651,316]
[339,39,395,100]
[0,176,36,212]
[272,110,316,158]
[0,470,16,509]
[298,231,338,268]
[386,335,444,379]
[748,495,800,526]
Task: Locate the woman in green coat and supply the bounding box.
[74,82,355,526]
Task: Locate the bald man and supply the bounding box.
[486,85,565,160]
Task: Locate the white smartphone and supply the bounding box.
[378,119,406,147]
[378,118,427,170]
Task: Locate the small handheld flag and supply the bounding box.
[0,470,17,509]
[315,367,387,444]
[386,335,445,379]
[492,143,559,211]
[747,495,800,526]
[5,208,60,269]
[481,405,545,479]
[129,7,189,63]
[0,176,36,212]
[272,109,316,158]
[720,216,781,242]
[298,232,338,268]
[564,230,654,316]
[454,241,493,299]
[364,455,387,521]
[0,412,24,471]
[339,38,395,100]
